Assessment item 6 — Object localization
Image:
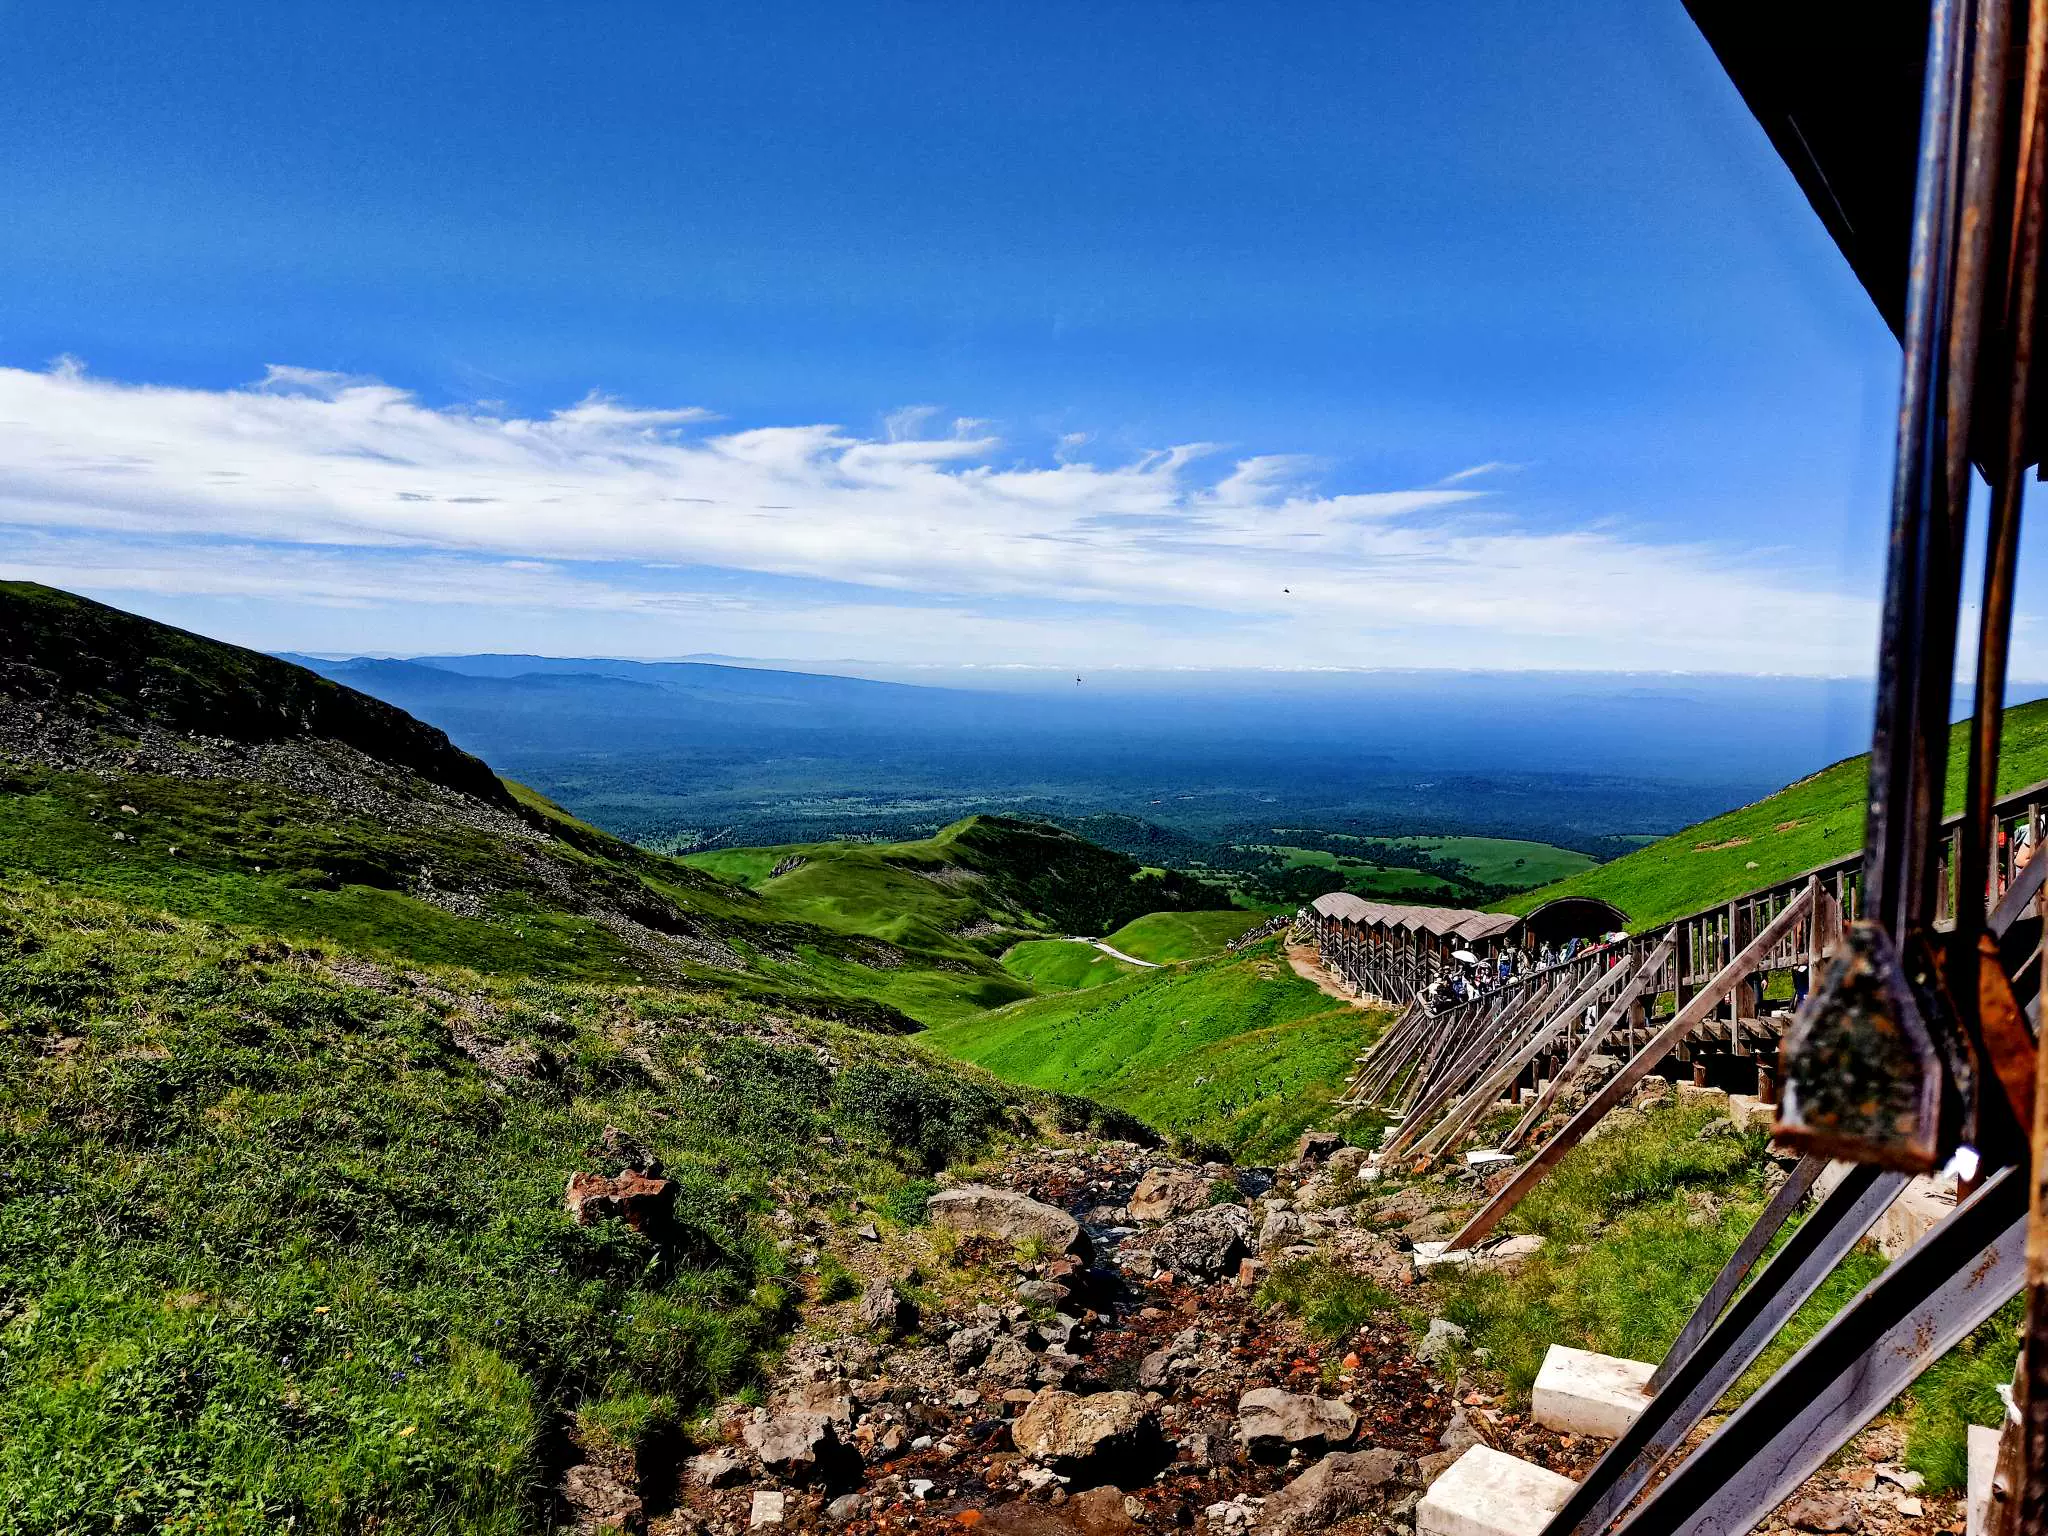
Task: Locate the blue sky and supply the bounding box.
[0,1,1967,672]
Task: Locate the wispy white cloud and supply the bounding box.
[0,360,1879,670]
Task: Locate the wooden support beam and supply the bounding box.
[1502,929,1677,1150]
[1443,881,1817,1253]
[1408,959,1632,1165]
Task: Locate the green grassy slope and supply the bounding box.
[927,941,1392,1158]
[0,587,1179,1529]
[999,938,1141,992]
[679,816,1220,1024]
[1101,909,1264,963]
[1505,698,2048,928]
[0,881,1087,1532]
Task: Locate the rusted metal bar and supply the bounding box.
[1552,1161,1907,1536]
[1609,1164,2026,1536]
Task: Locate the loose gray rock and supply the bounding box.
[929,1185,1091,1258]
[688,1450,748,1488]
[1236,1388,1357,1460]
[860,1278,918,1337]
[948,1323,998,1369]
[1438,1409,1485,1456]
[1258,1448,1412,1535]
[1782,1493,1860,1534]
[1125,1205,1252,1282]
[745,1409,840,1479]
[1258,1210,1306,1252]
[826,1494,868,1525]
[1137,1347,1179,1390]
[1325,1147,1369,1181]
[1416,1318,1467,1364]
[981,1333,1039,1385]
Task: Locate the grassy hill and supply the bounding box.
[0,584,1168,1529]
[681,817,1218,1024]
[927,940,1393,1159]
[1101,909,1264,963]
[1504,698,2048,928]
[0,584,1230,1031]
[999,937,1143,992]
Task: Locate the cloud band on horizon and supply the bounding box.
[0,359,1880,671]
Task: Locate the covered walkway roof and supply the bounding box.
[1308,893,1523,944]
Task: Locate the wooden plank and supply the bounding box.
[1443,881,1816,1253]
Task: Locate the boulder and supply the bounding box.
[1237,1388,1357,1460]
[1259,1448,1412,1535]
[1126,1205,1252,1282]
[826,1494,867,1525]
[564,1170,677,1233]
[1294,1131,1343,1164]
[1258,1211,1306,1252]
[860,1278,918,1337]
[1013,1389,1162,1477]
[745,1409,841,1479]
[930,1185,1091,1259]
[1130,1167,1215,1222]
[687,1450,748,1488]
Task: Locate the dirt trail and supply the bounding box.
[1286,941,1397,1008]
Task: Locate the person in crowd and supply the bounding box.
[1793,961,1811,1010]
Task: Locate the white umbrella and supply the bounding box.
[1451,949,1480,965]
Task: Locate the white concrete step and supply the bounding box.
[1968,1423,2002,1536]
[1418,1445,1577,1536]
[1531,1345,1655,1438]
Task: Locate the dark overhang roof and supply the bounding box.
[1684,0,1930,340]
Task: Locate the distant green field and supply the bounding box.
[1102,909,1264,963]
[1506,698,2048,928]
[1251,845,1466,899]
[999,938,1140,992]
[927,944,1393,1158]
[1388,835,1596,888]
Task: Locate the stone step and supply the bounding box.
[1531,1344,1655,1438]
[1418,1445,1577,1536]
